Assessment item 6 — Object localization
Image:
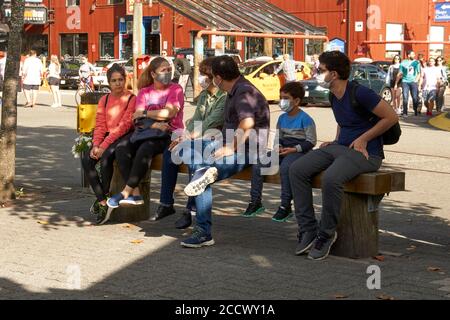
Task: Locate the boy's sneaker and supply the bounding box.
[180,228,215,248]
[307,231,338,261]
[272,206,292,222]
[295,230,317,255]
[96,205,113,225]
[107,193,124,208]
[242,202,265,217]
[175,208,193,229]
[151,204,176,221]
[184,166,218,197]
[90,199,100,215]
[119,195,144,206]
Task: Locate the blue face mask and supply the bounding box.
[279,99,293,113]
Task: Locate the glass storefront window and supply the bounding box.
[246,37,264,59]
[273,38,284,57]
[287,39,294,57]
[225,36,236,50]
[22,34,48,57]
[100,33,115,59]
[60,34,88,60]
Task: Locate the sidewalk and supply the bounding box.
[0,97,449,300]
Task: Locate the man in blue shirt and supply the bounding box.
[289,51,398,260]
[396,50,421,116]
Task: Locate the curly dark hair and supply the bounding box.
[319,51,351,80]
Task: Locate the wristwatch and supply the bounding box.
[143,110,147,118]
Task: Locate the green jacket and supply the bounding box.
[186,88,227,135]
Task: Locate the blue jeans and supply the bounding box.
[250,152,305,208]
[187,140,250,236]
[159,148,195,211]
[402,82,419,115]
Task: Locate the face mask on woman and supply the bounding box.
[279,99,294,113]
[156,72,172,85]
[198,75,210,90]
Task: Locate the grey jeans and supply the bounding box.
[289,143,382,237]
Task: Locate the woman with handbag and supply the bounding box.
[81,63,135,225]
[106,57,184,216]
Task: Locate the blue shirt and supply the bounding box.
[331,82,383,157]
[277,110,317,153]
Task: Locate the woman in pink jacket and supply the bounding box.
[81,64,135,224]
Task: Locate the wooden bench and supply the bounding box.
[109,154,405,259]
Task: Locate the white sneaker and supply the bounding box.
[184,167,218,197]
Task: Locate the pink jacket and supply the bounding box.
[93,92,135,150]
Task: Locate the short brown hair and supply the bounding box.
[199,57,215,79]
[280,82,305,101]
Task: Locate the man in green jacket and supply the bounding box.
[154,57,227,229]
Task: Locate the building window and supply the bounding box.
[100,33,115,59]
[225,36,236,50]
[66,0,80,6]
[108,0,124,4]
[386,23,403,58]
[22,35,48,57]
[246,37,264,60]
[430,26,444,57]
[60,34,88,60]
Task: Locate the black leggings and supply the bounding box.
[81,138,123,202]
[115,134,170,189]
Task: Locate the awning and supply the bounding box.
[159,0,326,35]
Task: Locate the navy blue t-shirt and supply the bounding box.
[331,82,383,157]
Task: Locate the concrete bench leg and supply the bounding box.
[331,192,379,259]
[108,163,151,223]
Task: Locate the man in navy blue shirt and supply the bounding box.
[289,51,398,260]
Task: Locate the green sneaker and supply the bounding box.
[272,206,293,222]
[242,202,265,217]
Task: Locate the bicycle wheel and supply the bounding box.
[75,87,86,106]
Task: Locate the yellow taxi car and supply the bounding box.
[240,59,311,101]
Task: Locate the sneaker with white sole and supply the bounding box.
[180,228,215,248]
[184,166,218,197]
[119,195,144,206]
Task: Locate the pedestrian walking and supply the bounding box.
[22,50,43,108]
[436,56,448,113]
[396,50,421,117]
[274,54,297,83]
[386,55,402,114]
[48,55,62,108]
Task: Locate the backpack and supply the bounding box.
[328,81,401,145]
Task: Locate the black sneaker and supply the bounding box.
[295,230,317,255]
[90,200,100,215]
[242,202,265,217]
[175,209,192,229]
[151,204,176,221]
[307,232,338,261]
[96,205,113,225]
[272,206,292,222]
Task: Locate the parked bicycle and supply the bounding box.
[75,77,111,106]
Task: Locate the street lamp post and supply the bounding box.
[132,0,143,94]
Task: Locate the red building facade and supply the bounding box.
[6,0,450,62]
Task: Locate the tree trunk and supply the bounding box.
[0,1,24,202]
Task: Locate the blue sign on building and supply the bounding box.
[327,38,346,53]
[435,2,450,22]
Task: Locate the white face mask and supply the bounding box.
[279,99,293,113]
[212,77,222,89]
[316,72,333,89]
[198,75,210,90]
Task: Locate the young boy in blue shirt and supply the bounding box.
[243,82,317,222]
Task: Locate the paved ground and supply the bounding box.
[0,89,449,300]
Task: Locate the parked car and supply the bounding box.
[59,60,81,90]
[239,59,312,101]
[371,60,392,73]
[92,59,128,88]
[299,63,392,106]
